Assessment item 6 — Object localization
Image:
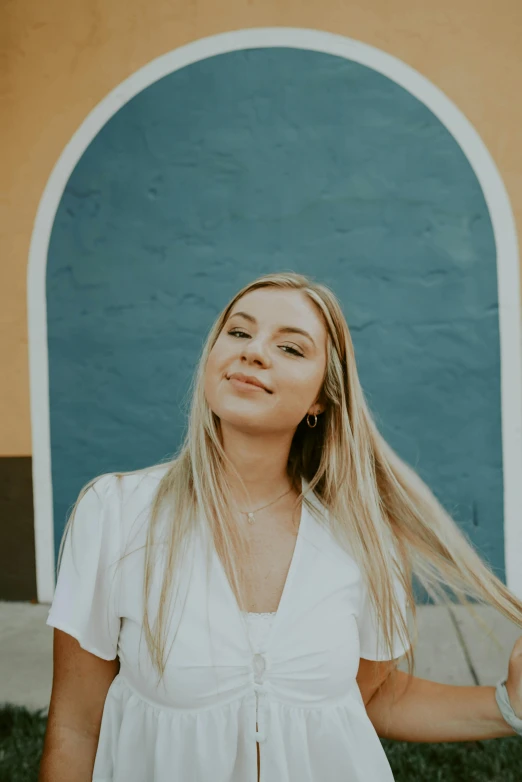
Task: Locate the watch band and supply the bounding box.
[495,678,522,736]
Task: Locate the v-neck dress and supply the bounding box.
[46,465,411,782]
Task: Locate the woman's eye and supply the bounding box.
[280,344,304,357]
[227,329,304,357]
[228,329,249,339]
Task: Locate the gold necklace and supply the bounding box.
[241,486,294,524]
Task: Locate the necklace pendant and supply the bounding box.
[247,512,255,524]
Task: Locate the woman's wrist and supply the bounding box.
[495,678,522,736]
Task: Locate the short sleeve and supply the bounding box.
[46,473,121,660]
[357,552,411,661]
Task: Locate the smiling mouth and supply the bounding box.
[226,376,273,394]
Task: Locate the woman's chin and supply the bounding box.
[218,411,272,429]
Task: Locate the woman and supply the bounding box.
[40,272,522,782]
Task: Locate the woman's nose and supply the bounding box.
[241,339,269,363]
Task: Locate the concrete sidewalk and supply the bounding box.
[1,601,521,712]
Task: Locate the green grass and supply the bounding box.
[381,736,522,781]
[1,704,521,781]
[0,705,48,782]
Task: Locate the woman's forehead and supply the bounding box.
[232,288,325,329]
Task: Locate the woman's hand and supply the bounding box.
[505,635,522,719]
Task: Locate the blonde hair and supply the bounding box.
[58,271,522,698]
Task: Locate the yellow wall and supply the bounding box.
[2,0,521,454]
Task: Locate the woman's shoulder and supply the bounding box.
[82,463,172,533]
[85,463,173,550]
[100,462,172,502]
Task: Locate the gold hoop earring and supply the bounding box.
[306,413,318,428]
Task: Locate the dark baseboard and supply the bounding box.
[0,456,37,601]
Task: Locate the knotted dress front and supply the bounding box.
[46,465,410,781]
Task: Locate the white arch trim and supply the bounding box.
[28,27,522,603]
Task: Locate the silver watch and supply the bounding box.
[495,678,522,736]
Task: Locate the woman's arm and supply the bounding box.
[39,628,120,781]
[365,670,517,742]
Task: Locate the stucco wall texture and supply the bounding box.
[1,1,521,600]
[2,0,522,454]
[46,48,503,577]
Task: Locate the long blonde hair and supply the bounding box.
[58,271,522,693]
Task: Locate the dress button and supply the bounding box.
[253,653,265,681]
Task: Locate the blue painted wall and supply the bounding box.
[47,47,502,592]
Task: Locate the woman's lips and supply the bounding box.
[227,377,268,393]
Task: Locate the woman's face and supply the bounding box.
[204,287,328,434]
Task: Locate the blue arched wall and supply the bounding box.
[47,47,503,588]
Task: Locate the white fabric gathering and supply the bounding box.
[46,464,410,781]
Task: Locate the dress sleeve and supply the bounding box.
[46,473,122,660]
[357,549,411,661]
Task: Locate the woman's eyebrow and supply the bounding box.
[228,311,316,347]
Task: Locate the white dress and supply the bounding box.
[244,612,277,733]
[46,465,410,782]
